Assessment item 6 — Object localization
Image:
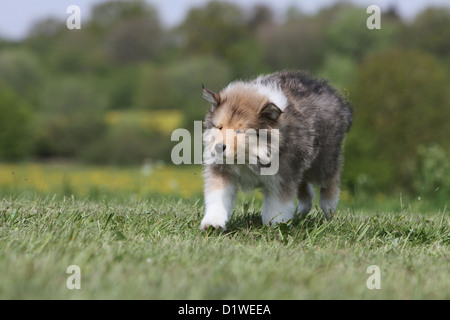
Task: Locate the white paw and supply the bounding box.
[262,198,296,226]
[263,213,292,226]
[200,211,228,231]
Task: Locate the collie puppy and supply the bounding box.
[200,71,352,231]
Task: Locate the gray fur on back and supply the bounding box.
[257,70,353,189]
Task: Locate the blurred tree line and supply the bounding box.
[0,0,449,202]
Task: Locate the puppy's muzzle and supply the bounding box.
[215,143,226,154]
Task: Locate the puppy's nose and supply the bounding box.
[215,143,226,154]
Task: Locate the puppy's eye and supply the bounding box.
[212,123,221,130]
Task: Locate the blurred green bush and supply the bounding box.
[344,49,450,192]
[414,145,450,206]
[0,88,34,160]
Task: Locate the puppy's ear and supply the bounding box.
[202,84,220,110]
[259,103,282,122]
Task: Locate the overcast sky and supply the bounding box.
[1,0,449,40]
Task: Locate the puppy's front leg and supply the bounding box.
[262,191,296,226]
[200,167,237,231]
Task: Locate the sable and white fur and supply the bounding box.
[200,71,352,230]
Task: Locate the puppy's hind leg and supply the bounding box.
[319,177,340,220]
[297,181,315,218]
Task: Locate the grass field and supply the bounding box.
[0,164,448,299]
